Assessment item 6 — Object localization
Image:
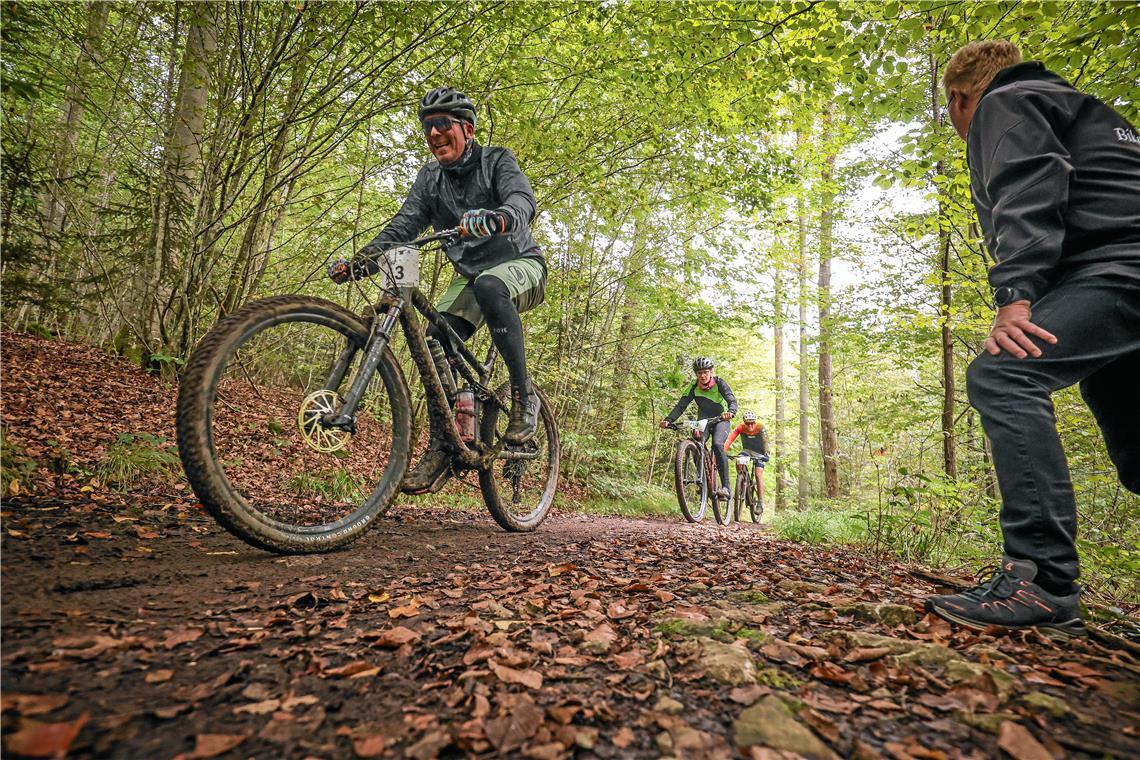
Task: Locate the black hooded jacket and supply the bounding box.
[362,142,544,280]
[967,62,1140,302]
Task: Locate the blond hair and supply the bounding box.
[943,41,1022,99]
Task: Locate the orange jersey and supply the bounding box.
[726,421,767,454]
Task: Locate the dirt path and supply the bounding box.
[3,495,1140,759]
[3,332,1140,758]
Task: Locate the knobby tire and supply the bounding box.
[176,296,412,554]
[478,382,560,532]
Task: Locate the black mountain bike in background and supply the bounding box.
[732,451,768,523]
[669,418,732,526]
[177,228,560,554]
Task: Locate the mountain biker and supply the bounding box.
[726,410,769,503]
[659,358,737,498]
[327,86,546,493]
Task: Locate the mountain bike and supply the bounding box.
[176,228,560,554]
[669,418,732,525]
[732,451,768,523]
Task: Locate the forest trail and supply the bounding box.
[3,332,1140,759]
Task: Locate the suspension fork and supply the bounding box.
[323,298,403,428]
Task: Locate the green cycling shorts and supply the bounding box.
[436,257,546,328]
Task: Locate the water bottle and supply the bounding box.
[456,388,476,442]
[427,339,457,398]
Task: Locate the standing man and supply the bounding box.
[660,358,738,498]
[927,41,1140,637]
[328,87,547,493]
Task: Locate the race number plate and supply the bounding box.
[379,246,420,288]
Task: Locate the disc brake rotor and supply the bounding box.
[298,390,350,453]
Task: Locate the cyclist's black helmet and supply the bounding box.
[418,87,477,126]
[692,357,715,372]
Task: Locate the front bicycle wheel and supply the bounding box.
[674,440,705,522]
[712,469,732,526]
[733,469,746,523]
[177,296,412,553]
[747,470,763,523]
[478,382,560,532]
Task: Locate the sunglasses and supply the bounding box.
[421,115,463,135]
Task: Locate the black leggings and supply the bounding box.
[426,275,529,390]
[708,419,730,489]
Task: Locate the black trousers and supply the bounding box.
[966,266,1140,595]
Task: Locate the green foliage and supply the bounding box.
[578,484,676,519]
[284,468,366,503]
[0,428,38,496]
[770,508,865,546]
[857,468,1002,566]
[412,487,486,513]
[96,433,180,491]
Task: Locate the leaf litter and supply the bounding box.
[3,330,1140,758]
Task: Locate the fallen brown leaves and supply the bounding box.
[4,331,1140,758]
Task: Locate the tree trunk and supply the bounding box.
[773,235,788,512]
[930,44,958,478]
[608,220,648,435]
[796,152,811,510]
[143,0,217,366]
[43,1,109,241]
[221,4,309,314]
[34,1,109,322]
[816,110,840,498]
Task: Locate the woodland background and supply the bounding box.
[2,1,1137,602]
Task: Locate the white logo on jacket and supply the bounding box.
[1114,127,1140,145]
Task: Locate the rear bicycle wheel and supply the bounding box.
[478,382,560,532]
[177,296,412,553]
[674,440,705,522]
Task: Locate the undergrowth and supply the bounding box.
[96,433,180,491]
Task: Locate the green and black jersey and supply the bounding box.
[665,377,738,423]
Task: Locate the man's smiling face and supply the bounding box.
[422,112,473,164]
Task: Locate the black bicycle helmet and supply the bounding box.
[692,357,715,372]
[418,86,477,126]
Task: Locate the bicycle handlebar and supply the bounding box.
[402,227,463,247]
[667,416,723,431]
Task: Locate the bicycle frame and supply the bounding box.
[319,230,520,471]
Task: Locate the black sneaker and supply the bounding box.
[925,555,1087,639]
[401,440,451,495]
[504,381,538,445]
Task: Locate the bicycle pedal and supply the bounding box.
[400,466,453,496]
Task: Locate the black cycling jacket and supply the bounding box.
[665,377,738,423]
[967,62,1140,303]
[361,142,544,280]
